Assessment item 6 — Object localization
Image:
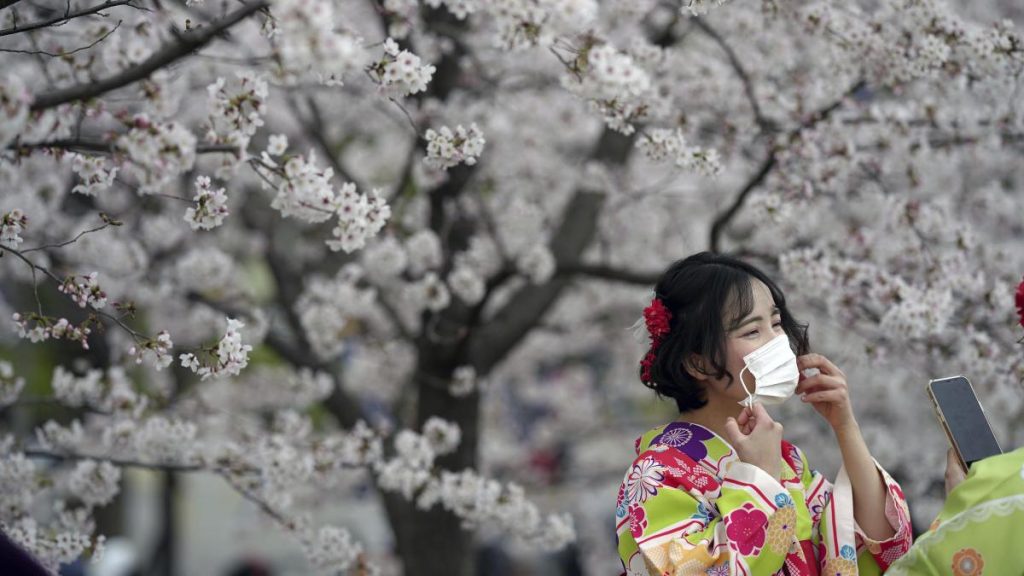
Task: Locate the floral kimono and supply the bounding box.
[886,447,1024,576]
[616,421,913,575]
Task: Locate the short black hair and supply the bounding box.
[641,252,810,412]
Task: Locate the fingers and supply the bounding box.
[797,353,845,378]
[738,407,751,427]
[795,374,846,395]
[751,403,776,431]
[946,448,965,475]
[945,447,966,493]
[724,417,743,443]
[800,390,845,404]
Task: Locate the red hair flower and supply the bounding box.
[1015,275,1024,330]
[640,297,673,383]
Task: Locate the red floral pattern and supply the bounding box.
[724,502,768,556]
[629,504,647,538]
[1016,276,1024,328]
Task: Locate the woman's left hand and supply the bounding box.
[795,353,857,432]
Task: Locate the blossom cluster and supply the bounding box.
[799,0,1024,86]
[12,313,94,350]
[178,318,253,380]
[638,128,723,177]
[562,43,654,134]
[184,175,230,231]
[127,330,175,371]
[116,114,197,195]
[370,38,436,97]
[57,272,108,309]
[483,0,599,49]
[204,72,269,151]
[271,0,368,86]
[424,123,487,170]
[265,150,391,253]
[70,154,119,197]
[0,208,28,249]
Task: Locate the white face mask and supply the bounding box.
[737,333,799,408]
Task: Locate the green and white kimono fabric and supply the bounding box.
[887,447,1024,576]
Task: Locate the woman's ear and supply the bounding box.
[683,353,708,381]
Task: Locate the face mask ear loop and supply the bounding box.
[739,364,755,408]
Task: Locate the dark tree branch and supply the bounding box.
[691,17,773,133]
[386,137,418,204]
[467,128,636,376]
[0,0,135,37]
[0,19,121,56]
[708,152,776,253]
[28,0,268,111]
[289,94,366,190]
[708,80,866,252]
[9,138,240,155]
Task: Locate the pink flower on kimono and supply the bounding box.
[629,504,647,538]
[724,503,768,556]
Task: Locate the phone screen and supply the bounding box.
[930,376,1002,467]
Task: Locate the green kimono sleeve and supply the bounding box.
[886,447,1024,576]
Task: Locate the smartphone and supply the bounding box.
[927,375,1002,471]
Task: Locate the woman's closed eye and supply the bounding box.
[744,322,782,338]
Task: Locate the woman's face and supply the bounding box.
[703,279,787,403]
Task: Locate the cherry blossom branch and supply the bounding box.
[8,138,240,155]
[23,448,204,472]
[21,214,120,254]
[0,19,121,56]
[0,0,137,37]
[29,0,269,111]
[1,244,149,343]
[25,447,293,531]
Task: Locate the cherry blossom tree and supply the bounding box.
[1,0,1023,574]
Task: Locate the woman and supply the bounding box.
[616,252,913,575]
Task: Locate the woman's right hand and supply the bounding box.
[724,403,783,480]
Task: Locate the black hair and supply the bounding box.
[641,251,810,412]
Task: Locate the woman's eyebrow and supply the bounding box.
[729,307,781,331]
